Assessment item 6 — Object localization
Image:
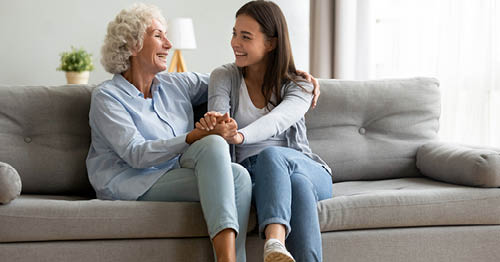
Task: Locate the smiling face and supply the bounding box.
[231,14,274,69]
[133,19,172,74]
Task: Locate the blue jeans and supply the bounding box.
[241,146,333,262]
[138,135,252,262]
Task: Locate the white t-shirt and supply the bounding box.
[234,78,287,162]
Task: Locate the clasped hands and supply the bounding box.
[195,112,244,144]
[189,70,320,145]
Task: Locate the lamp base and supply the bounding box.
[168,50,187,72]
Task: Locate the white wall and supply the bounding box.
[0,0,308,86]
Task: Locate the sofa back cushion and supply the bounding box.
[306,77,440,182]
[0,78,440,193]
[0,85,95,195]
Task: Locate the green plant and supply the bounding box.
[57,46,94,72]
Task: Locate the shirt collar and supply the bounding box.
[150,76,161,94]
[112,74,161,98]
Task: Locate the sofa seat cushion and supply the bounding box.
[0,195,257,243]
[319,177,500,232]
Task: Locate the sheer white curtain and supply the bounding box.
[371,0,500,147]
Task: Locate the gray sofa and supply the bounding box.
[1,77,500,262]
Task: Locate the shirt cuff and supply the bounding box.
[167,134,190,154]
[238,129,248,145]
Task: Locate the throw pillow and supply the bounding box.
[416,141,500,187]
[0,162,22,204]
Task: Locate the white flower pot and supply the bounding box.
[65,71,90,84]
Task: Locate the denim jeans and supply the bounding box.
[241,146,333,262]
[138,135,252,262]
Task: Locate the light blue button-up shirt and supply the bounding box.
[86,72,208,200]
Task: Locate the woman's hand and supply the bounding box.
[226,132,244,145]
[193,112,241,142]
[196,111,226,131]
[185,128,205,144]
[296,69,321,109]
[187,113,237,144]
[210,116,244,144]
[211,114,239,141]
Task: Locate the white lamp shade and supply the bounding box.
[168,18,197,50]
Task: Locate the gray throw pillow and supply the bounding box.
[416,141,500,187]
[0,162,22,204]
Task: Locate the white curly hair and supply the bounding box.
[101,3,167,74]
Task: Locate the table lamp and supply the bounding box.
[167,18,197,72]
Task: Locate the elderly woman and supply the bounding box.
[85,3,251,262]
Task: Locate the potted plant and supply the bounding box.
[57,47,95,84]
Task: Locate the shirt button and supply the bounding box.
[359,127,366,135]
[24,137,32,143]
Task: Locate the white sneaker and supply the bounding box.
[263,239,295,262]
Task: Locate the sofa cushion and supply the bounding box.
[318,177,500,232]
[0,162,22,204]
[307,78,440,181]
[0,195,257,243]
[417,141,500,187]
[4,177,500,243]
[0,85,95,196]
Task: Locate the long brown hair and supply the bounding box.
[236,0,304,108]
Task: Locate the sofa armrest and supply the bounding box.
[416,141,500,187]
[0,161,22,204]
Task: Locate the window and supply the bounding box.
[372,0,500,147]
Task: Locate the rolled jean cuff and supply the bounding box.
[210,222,240,240]
[259,217,291,240]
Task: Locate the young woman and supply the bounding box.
[199,1,333,261]
[87,4,252,262]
